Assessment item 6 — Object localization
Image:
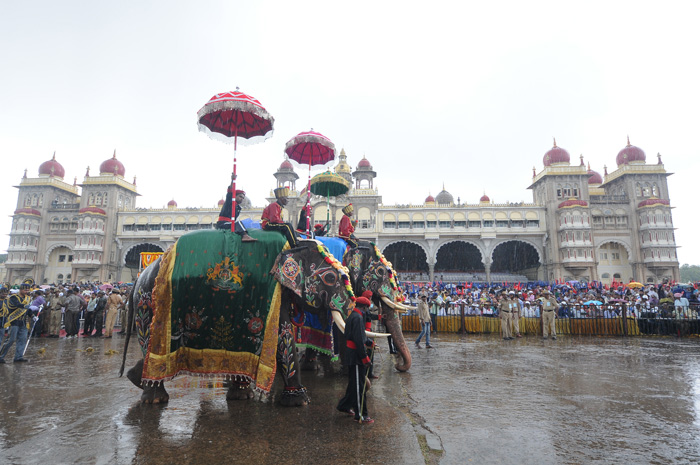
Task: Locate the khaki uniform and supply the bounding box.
[510,297,522,336]
[104,293,123,337]
[542,296,558,338]
[499,298,513,339]
[47,295,63,336]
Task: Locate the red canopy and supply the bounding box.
[197,89,275,146]
[284,130,336,166]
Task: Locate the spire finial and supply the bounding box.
[133,176,137,185]
[532,166,536,177]
[23,168,27,179]
[587,162,591,170]
[604,164,608,176]
[657,152,662,164]
[553,137,557,147]
[626,135,631,147]
[113,149,117,159]
[73,176,77,186]
[52,151,56,161]
[580,154,584,166]
[85,166,90,177]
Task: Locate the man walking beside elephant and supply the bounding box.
[337,296,375,424]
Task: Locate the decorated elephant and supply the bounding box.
[298,239,413,373]
[119,229,386,406]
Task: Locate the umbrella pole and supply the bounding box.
[231,129,237,233]
[306,160,311,236]
[326,186,330,230]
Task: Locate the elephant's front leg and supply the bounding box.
[277,307,310,406]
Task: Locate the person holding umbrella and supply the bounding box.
[261,187,298,248]
[216,173,256,242]
[0,278,35,363]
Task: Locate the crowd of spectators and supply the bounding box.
[1,281,132,339]
[402,281,700,320]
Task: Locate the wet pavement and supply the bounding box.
[2,333,700,464]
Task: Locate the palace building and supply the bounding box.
[5,139,679,285]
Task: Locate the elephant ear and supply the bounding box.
[272,250,304,298]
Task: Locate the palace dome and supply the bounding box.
[167,199,177,208]
[100,151,126,176]
[38,153,65,179]
[14,208,41,217]
[278,159,294,171]
[435,187,454,205]
[616,137,646,166]
[558,199,588,209]
[79,206,106,215]
[425,194,435,204]
[357,156,372,168]
[587,166,603,184]
[218,198,225,207]
[638,198,670,208]
[480,194,490,203]
[543,139,570,166]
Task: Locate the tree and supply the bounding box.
[680,264,700,283]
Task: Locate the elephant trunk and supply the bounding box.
[381,303,412,372]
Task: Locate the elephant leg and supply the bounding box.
[300,347,320,371]
[226,380,254,400]
[126,359,144,389]
[141,383,169,404]
[277,304,309,407]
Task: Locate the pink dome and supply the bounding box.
[587,166,603,184]
[638,198,670,208]
[616,136,646,166]
[100,151,126,176]
[167,199,177,207]
[218,198,225,206]
[358,156,371,168]
[480,194,490,202]
[425,194,435,203]
[79,206,106,215]
[558,199,588,209]
[543,139,570,166]
[38,153,65,179]
[14,208,41,217]
[279,159,294,170]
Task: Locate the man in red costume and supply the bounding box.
[339,204,359,248]
[216,174,256,242]
[261,187,298,248]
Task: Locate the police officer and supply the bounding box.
[509,291,523,338]
[498,292,513,340]
[541,290,558,340]
[336,296,375,424]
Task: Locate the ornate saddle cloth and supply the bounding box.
[142,229,286,394]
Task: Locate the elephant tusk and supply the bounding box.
[331,310,346,334]
[380,295,409,313]
[366,330,391,338]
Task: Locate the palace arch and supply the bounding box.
[382,241,429,277]
[434,241,485,274]
[490,240,541,280]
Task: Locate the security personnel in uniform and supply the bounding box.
[336,296,375,424]
[338,203,359,248]
[498,292,513,340]
[261,187,298,248]
[541,290,558,340]
[0,278,35,363]
[509,291,523,338]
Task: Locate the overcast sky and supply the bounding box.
[1,1,699,264]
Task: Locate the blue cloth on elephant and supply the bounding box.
[142,228,287,394]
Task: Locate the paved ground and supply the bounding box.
[2,333,700,464]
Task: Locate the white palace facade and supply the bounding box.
[5,140,680,285]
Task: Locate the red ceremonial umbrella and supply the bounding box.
[197,88,275,232]
[284,130,336,234]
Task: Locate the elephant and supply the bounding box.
[299,240,413,373]
[119,229,387,407]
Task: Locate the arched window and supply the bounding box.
[613,273,621,279]
[95,194,102,206]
